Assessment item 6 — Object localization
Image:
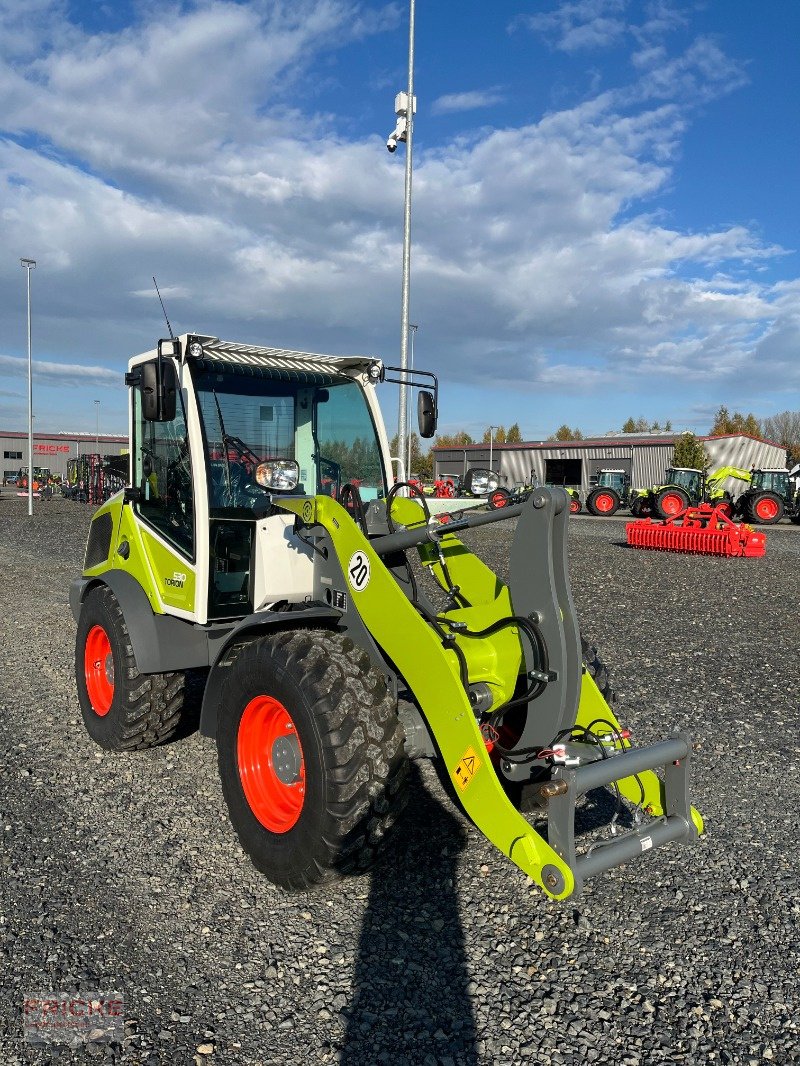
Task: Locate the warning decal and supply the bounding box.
[453,746,482,792]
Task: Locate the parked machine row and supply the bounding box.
[584,465,800,525]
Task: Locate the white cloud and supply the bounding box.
[0,353,120,388]
[0,0,796,432]
[431,89,506,116]
[515,0,629,53]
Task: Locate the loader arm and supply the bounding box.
[705,466,752,497]
[276,488,702,899]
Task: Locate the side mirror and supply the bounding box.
[417,390,437,439]
[463,468,499,497]
[141,348,177,422]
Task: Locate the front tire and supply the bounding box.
[217,629,409,890]
[488,488,511,509]
[75,585,187,751]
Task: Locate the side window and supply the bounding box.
[133,379,194,557]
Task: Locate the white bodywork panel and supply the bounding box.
[253,514,314,608]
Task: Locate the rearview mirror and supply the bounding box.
[418,389,437,438]
[463,468,499,497]
[141,353,177,422]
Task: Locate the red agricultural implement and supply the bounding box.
[626,502,766,558]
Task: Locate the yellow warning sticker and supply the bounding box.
[302,499,315,524]
[453,746,481,792]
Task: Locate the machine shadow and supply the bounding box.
[340,764,479,1065]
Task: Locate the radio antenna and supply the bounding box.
[153,276,175,341]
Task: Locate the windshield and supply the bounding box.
[752,471,787,494]
[193,367,387,514]
[598,471,624,489]
[666,468,701,492]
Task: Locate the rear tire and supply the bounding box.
[75,585,187,751]
[747,491,784,525]
[569,495,582,514]
[217,629,409,890]
[587,488,620,516]
[653,486,689,519]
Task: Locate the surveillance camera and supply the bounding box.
[387,136,397,153]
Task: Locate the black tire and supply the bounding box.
[581,637,613,704]
[487,488,511,509]
[746,490,784,525]
[653,486,689,520]
[630,496,643,517]
[75,585,187,751]
[586,487,620,517]
[569,494,582,515]
[217,629,409,891]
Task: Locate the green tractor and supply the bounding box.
[586,469,633,517]
[734,468,800,525]
[629,467,703,519]
[70,334,702,901]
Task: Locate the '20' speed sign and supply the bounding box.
[347,551,371,592]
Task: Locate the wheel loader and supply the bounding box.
[70,335,703,900]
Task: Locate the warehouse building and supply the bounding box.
[432,433,788,496]
[1,430,127,483]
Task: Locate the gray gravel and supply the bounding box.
[1,495,799,1065]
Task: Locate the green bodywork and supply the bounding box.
[83,492,196,615]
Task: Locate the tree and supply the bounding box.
[621,417,637,433]
[506,422,523,442]
[651,421,661,432]
[664,420,673,432]
[482,425,507,444]
[762,410,800,462]
[710,405,761,437]
[389,432,433,479]
[433,431,474,447]
[672,432,708,471]
[548,424,583,441]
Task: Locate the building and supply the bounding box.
[433,433,788,495]
[1,430,128,483]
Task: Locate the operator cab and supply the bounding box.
[128,334,437,625]
[750,469,789,495]
[596,469,629,492]
[664,467,702,496]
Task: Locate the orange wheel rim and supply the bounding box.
[237,696,306,833]
[595,493,614,512]
[756,498,778,520]
[84,625,114,716]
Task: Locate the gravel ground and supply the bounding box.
[1,494,799,1066]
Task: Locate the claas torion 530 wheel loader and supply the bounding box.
[71,335,703,900]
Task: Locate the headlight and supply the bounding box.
[255,459,300,492]
[464,468,499,496]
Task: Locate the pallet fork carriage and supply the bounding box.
[71,334,703,901]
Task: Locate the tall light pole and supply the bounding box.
[95,400,100,454]
[386,0,416,482]
[20,258,36,517]
[406,323,418,478]
[488,425,497,475]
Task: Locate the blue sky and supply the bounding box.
[1,0,799,442]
